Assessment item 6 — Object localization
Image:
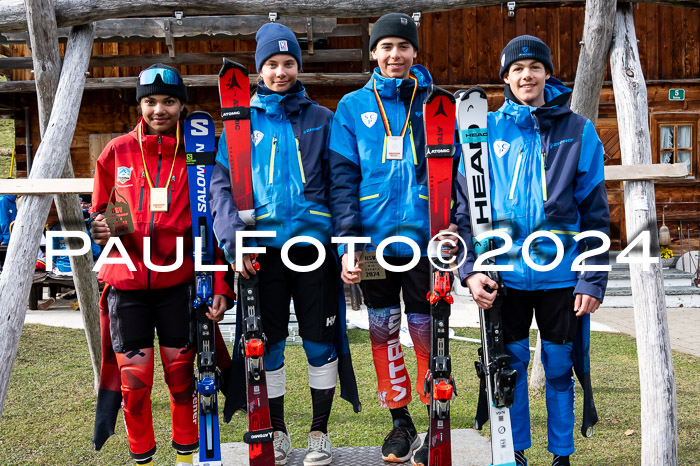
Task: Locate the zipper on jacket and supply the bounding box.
[409,123,417,165]
[147,135,164,290]
[508,150,523,200]
[268,136,277,184]
[531,113,548,202]
[295,136,306,183]
[540,152,547,201]
[138,172,145,211]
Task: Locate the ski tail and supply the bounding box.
[184,111,223,466]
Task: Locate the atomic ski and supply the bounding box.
[184,111,222,466]
[423,84,457,466]
[456,87,517,466]
[218,58,275,466]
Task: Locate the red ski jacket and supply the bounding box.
[91,118,232,296]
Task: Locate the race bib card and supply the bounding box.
[150,187,168,212]
[386,135,403,160]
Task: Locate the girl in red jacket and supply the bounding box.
[90,64,232,466]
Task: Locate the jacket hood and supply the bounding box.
[364,64,432,99]
[501,77,573,128]
[251,81,312,119]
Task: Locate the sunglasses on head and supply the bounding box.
[138,68,181,86]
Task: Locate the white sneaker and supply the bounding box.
[273,430,292,465]
[304,431,332,466]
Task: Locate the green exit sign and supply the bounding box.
[669,88,685,101]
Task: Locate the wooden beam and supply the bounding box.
[610,4,678,465]
[0,49,363,69]
[2,0,700,34]
[570,0,616,123]
[604,163,689,181]
[23,0,101,391]
[0,15,344,42]
[0,72,372,92]
[0,22,94,422]
[0,178,93,194]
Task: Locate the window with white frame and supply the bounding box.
[659,123,692,174]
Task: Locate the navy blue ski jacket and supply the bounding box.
[455,79,610,301]
[328,66,434,257]
[210,82,333,262]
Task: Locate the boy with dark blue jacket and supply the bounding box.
[456,35,610,466]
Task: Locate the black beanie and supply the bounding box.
[499,35,553,78]
[369,13,419,51]
[136,64,188,103]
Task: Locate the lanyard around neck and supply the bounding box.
[372,74,418,138]
[137,120,180,190]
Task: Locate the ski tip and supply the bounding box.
[425,84,456,105]
[186,110,213,120]
[219,57,249,78]
[454,87,488,102]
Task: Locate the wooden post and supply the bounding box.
[570,0,616,124]
[530,0,616,392]
[0,23,94,422]
[610,4,678,464]
[24,0,101,391]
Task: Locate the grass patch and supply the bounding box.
[0,325,698,464]
[0,118,15,178]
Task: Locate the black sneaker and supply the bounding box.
[552,455,570,466]
[410,433,429,466]
[381,419,420,463]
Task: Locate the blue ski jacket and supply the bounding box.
[210,82,334,262]
[455,79,610,301]
[329,65,436,258]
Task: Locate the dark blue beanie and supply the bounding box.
[499,35,553,78]
[255,23,303,72]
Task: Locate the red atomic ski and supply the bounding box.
[423,84,457,466]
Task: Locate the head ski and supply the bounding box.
[184,111,222,466]
[456,87,517,466]
[423,84,456,466]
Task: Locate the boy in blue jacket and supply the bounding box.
[456,35,610,466]
[329,13,451,466]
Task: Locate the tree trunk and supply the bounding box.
[610,4,678,464]
[24,0,101,392]
[570,0,616,124]
[0,23,94,422]
[1,0,700,33]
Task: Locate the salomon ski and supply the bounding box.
[456,87,517,466]
[184,111,222,466]
[423,84,457,466]
[218,58,275,466]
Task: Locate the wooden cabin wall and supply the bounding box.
[7,5,700,84]
[4,5,700,244]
